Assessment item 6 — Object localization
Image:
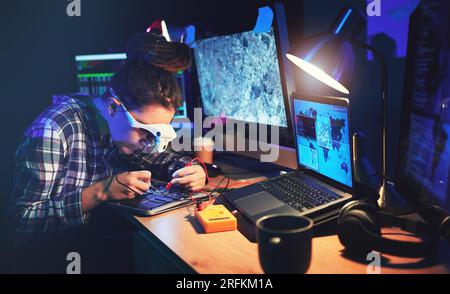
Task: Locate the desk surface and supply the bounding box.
[129,176,450,274]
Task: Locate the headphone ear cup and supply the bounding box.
[353,202,381,229]
[338,200,362,224]
[339,201,381,227]
[338,209,382,258]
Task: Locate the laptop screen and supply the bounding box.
[293,95,353,188]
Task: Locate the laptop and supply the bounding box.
[223,93,354,224]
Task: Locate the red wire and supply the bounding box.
[165,157,211,190]
[186,157,211,183]
[167,157,212,210]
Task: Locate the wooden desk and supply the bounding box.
[126,176,450,274]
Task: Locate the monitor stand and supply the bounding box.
[214,152,287,180]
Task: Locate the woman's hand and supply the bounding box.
[171,165,207,191]
[82,170,151,213]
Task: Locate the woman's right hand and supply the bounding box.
[81,170,151,213]
[102,170,152,201]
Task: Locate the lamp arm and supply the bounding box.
[351,40,389,190]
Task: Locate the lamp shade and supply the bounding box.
[286,33,354,95]
[286,7,366,95]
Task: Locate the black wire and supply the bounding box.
[203,175,231,202]
[115,174,141,195]
[219,176,231,197]
[209,176,227,194]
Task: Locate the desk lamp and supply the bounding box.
[286,7,389,206]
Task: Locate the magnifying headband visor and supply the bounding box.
[117,98,177,153]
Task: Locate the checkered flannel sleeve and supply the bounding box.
[10,120,87,234]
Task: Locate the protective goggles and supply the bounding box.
[110,94,177,153]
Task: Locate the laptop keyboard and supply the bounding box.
[258,173,343,212]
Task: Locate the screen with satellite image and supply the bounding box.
[294,96,353,188]
[193,28,287,127]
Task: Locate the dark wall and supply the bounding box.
[0,0,409,272]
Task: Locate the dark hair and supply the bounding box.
[110,58,182,110]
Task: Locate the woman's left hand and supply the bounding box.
[171,165,207,191]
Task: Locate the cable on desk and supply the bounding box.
[192,175,232,210]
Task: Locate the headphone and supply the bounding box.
[338,200,439,258]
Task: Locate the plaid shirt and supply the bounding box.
[9,95,192,236]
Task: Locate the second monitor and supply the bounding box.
[192,16,296,156]
[193,28,288,128]
[74,53,188,119]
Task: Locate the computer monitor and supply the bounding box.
[191,4,295,151]
[74,53,188,118]
[75,53,126,96]
[193,28,287,127]
[293,94,353,189]
[396,1,450,212]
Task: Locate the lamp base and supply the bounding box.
[377,181,414,215]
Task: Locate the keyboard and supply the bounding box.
[258,173,343,212]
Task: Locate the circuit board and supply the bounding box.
[111,182,209,215]
[143,182,192,204]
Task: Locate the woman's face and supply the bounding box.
[108,102,176,155]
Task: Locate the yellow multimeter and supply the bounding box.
[194,205,237,233]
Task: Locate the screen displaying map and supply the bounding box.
[294,98,352,188]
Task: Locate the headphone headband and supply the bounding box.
[378,212,439,238]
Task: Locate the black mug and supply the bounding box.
[256,214,313,274]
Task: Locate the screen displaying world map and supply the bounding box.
[294,98,352,188]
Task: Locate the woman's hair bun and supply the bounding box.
[126,32,192,73]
